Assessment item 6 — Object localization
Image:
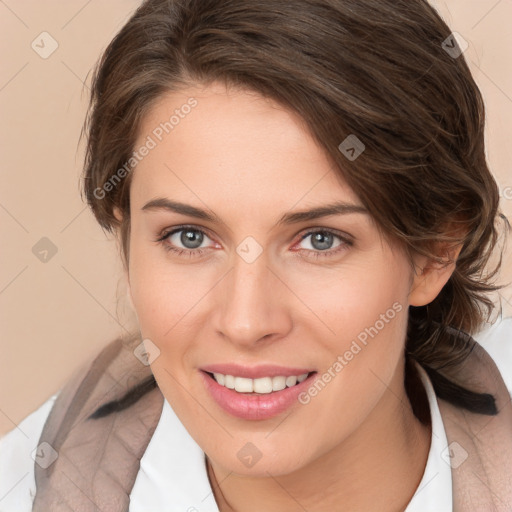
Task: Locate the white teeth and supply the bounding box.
[272,376,286,391]
[224,374,235,389]
[285,375,297,387]
[234,377,253,393]
[211,372,310,393]
[254,377,273,394]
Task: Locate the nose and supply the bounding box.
[211,253,293,348]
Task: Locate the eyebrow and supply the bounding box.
[276,201,368,225]
[141,198,368,225]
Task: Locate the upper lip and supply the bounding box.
[201,363,315,379]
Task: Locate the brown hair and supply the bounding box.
[81,0,509,417]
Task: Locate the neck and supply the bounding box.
[206,361,431,512]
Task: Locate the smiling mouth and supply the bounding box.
[204,371,316,394]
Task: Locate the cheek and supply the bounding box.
[332,259,411,381]
[127,241,203,344]
[287,254,411,347]
[290,256,411,424]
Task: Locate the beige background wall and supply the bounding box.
[1,0,511,437]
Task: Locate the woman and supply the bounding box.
[1,0,511,511]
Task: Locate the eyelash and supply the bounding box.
[155,225,353,260]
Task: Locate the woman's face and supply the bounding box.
[127,81,421,476]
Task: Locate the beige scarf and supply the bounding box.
[32,333,512,511]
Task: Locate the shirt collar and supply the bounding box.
[405,362,453,512]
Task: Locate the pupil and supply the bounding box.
[181,230,203,249]
[312,232,332,250]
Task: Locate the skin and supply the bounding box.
[119,81,460,511]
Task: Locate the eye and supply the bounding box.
[156,225,218,257]
[155,225,352,260]
[293,229,352,259]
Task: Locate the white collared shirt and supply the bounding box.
[1,318,510,512]
[405,363,452,512]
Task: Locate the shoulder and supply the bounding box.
[0,393,59,512]
[0,334,150,511]
[473,316,512,395]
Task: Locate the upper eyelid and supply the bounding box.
[159,224,214,239]
[298,228,352,241]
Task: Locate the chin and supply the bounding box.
[207,436,317,478]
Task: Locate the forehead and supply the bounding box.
[131,82,360,210]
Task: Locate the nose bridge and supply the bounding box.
[213,251,291,345]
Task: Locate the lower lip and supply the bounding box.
[200,371,316,420]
